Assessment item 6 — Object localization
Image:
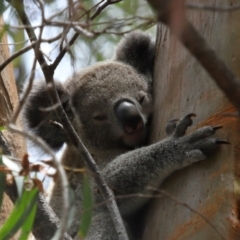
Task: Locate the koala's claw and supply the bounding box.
[185,126,217,143]
[188,137,227,160]
[212,126,223,131]
[165,118,178,135]
[185,125,227,160]
[216,140,230,145]
[186,113,197,118]
[173,113,196,138]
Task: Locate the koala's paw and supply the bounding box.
[165,114,228,163]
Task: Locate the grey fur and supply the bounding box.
[22,32,220,239]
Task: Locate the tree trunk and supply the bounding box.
[143,0,240,239]
[0,16,26,236]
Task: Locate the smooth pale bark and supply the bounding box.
[0,16,26,238]
[143,0,240,239]
[0,19,26,160]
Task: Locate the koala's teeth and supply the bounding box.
[125,125,134,134]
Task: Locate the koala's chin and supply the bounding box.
[122,127,149,148]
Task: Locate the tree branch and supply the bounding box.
[50,32,79,71]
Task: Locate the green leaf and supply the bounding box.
[78,174,93,238]
[19,194,37,240]
[0,126,6,131]
[0,187,38,240]
[67,188,77,229]
[0,24,8,41]
[0,154,5,208]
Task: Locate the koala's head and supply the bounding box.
[67,61,152,150]
[65,32,155,150]
[22,31,155,152]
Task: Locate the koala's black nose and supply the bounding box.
[114,101,144,134]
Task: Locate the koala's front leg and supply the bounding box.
[103,114,226,215]
[86,211,129,240]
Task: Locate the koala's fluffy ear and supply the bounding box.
[22,81,70,150]
[114,31,155,76]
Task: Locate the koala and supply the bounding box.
[22,32,223,240]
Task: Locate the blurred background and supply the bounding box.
[3,0,156,91]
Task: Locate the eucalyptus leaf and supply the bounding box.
[19,196,37,240]
[67,188,76,229]
[0,24,8,41]
[0,126,6,131]
[78,174,93,238]
[0,154,5,208]
[0,188,38,240]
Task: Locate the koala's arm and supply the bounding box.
[102,114,222,216]
[22,81,70,150]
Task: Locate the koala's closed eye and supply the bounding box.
[93,114,108,121]
[137,91,147,104]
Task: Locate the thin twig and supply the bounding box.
[76,0,104,21]
[0,14,153,72]
[0,41,36,72]
[0,32,65,72]
[90,0,123,20]
[41,32,65,43]
[0,39,29,45]
[0,23,43,29]
[50,32,79,70]
[67,0,74,21]
[147,187,226,240]
[46,3,73,21]
[2,15,153,30]
[11,54,37,123]
[51,0,123,72]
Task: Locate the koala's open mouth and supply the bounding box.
[124,118,144,135]
[122,126,148,147]
[121,120,149,148]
